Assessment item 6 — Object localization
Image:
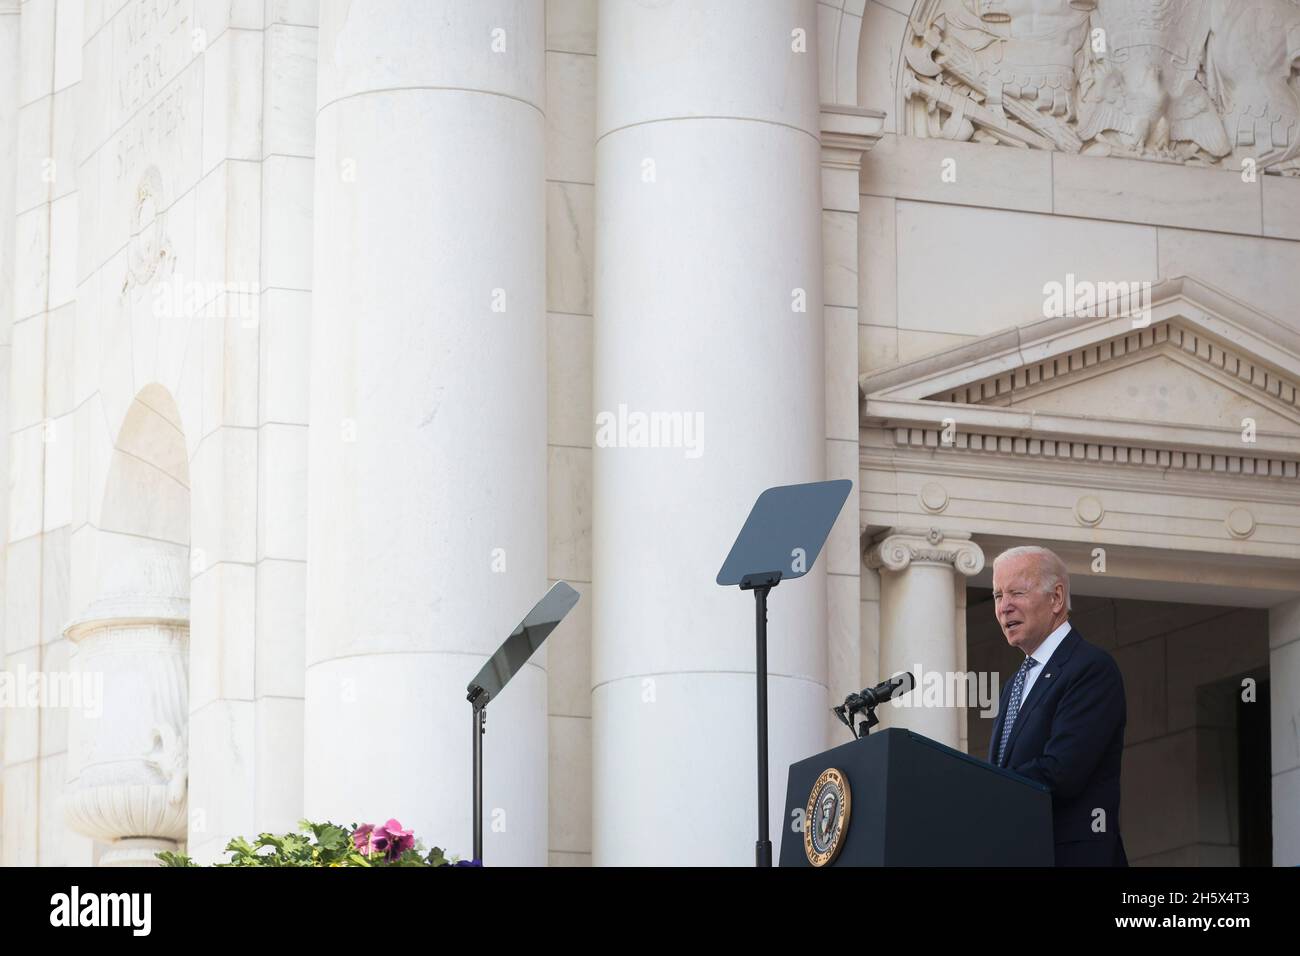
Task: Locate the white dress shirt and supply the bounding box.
[1020,618,1072,702]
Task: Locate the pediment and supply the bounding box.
[997,352,1300,432]
[860,277,1300,468]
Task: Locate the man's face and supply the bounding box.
[992,556,1063,652]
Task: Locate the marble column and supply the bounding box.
[592,0,826,864]
[1269,596,1300,866]
[305,1,548,864]
[864,527,984,748]
[62,549,190,867]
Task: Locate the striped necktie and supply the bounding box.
[997,655,1039,766]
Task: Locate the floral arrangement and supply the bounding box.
[157,819,480,867]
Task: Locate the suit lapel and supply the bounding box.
[1001,627,1081,766]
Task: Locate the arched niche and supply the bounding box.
[62,384,191,867]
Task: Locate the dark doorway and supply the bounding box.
[1237,674,1272,866]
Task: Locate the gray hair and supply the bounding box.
[992,546,1071,612]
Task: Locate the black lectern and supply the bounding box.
[779,728,1053,866]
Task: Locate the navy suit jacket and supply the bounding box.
[987,626,1128,867]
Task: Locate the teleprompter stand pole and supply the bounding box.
[741,570,782,868]
[468,687,488,864]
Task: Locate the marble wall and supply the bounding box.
[857,132,1300,373]
[0,0,596,867]
[544,0,596,869]
[1,0,320,866]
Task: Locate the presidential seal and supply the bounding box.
[803,767,851,867]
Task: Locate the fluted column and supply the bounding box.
[592,0,825,864]
[864,528,985,748]
[63,550,190,867]
[305,1,548,863]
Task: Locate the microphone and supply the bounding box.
[830,673,916,737]
[857,672,916,707]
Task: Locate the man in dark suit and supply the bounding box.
[987,546,1128,867]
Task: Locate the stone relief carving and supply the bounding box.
[122,165,174,297]
[146,722,189,807]
[1208,0,1300,165]
[905,0,1300,173]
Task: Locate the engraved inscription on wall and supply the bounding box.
[113,0,195,126]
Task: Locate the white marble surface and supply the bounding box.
[187,698,256,864]
[305,652,548,865]
[592,0,828,865]
[593,671,827,864]
[545,182,593,316]
[546,51,594,185]
[893,201,1159,337]
[862,134,1055,213]
[546,0,595,56]
[253,696,304,835]
[263,22,317,159]
[854,0,906,126]
[547,713,590,854]
[257,289,311,424]
[1053,153,1262,235]
[595,0,820,138]
[256,423,307,561]
[201,27,263,176]
[188,562,255,710]
[254,558,307,700]
[1157,230,1300,333]
[1274,766,1300,867]
[1270,614,1300,781]
[306,0,550,864]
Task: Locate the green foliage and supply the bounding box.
[157,819,463,867]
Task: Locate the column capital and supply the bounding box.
[864,526,985,577]
[820,104,886,170]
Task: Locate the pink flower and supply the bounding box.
[381,819,415,860]
[352,819,415,861]
[352,822,378,856]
